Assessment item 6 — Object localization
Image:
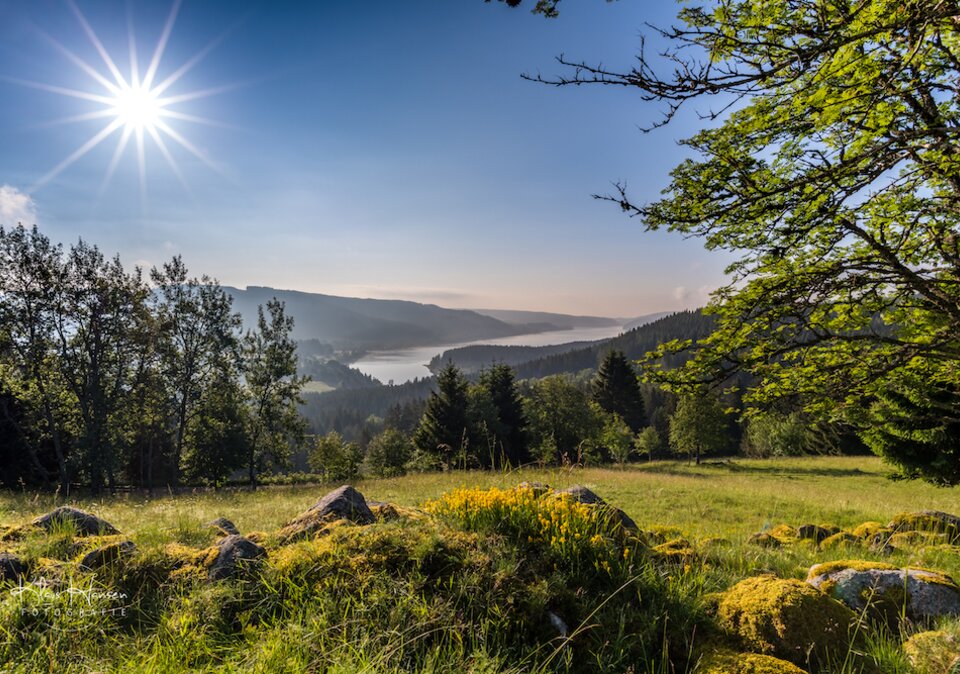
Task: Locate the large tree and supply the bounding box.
[151,256,241,487]
[242,298,308,488]
[519,1,960,483]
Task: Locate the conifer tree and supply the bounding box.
[592,350,645,433]
[477,363,529,467]
[412,363,470,468]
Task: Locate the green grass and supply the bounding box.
[1,456,959,673]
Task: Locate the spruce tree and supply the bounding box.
[592,350,646,433]
[478,363,529,468]
[412,363,470,468]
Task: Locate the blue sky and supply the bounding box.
[0,0,730,317]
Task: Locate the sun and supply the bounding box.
[111,84,164,132]
[15,0,227,197]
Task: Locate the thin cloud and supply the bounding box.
[0,185,37,225]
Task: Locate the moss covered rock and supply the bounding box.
[277,485,375,543]
[807,560,960,624]
[747,532,782,548]
[796,524,839,543]
[715,574,856,667]
[206,535,266,581]
[903,630,960,674]
[77,540,136,571]
[652,538,696,563]
[698,648,809,674]
[888,511,960,543]
[32,506,118,536]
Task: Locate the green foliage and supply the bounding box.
[668,393,731,464]
[476,363,529,467]
[522,375,603,465]
[363,428,413,478]
[741,411,816,459]
[308,431,364,482]
[634,426,660,462]
[596,409,634,465]
[181,371,248,487]
[592,350,646,433]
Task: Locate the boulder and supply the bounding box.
[902,630,960,674]
[557,485,637,530]
[715,574,856,667]
[0,552,26,581]
[806,560,960,624]
[207,535,266,581]
[206,517,240,536]
[32,506,118,536]
[278,485,374,543]
[79,540,136,571]
[747,532,782,548]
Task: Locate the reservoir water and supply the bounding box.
[350,325,625,384]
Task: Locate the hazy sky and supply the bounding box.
[0,0,731,317]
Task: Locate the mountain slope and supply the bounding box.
[225,286,542,350]
[470,308,619,330]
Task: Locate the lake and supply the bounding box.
[350,325,625,384]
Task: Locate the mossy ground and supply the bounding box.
[0,456,958,672]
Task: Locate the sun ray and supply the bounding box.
[32,109,118,130]
[32,118,124,191]
[157,109,235,129]
[136,127,147,204]
[155,119,221,174]
[40,32,121,95]
[147,125,190,194]
[150,32,227,97]
[156,82,247,107]
[142,0,182,90]
[127,11,140,89]
[0,76,115,105]
[66,0,129,89]
[100,126,134,195]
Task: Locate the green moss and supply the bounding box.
[639,524,685,545]
[851,521,886,539]
[818,531,860,551]
[902,630,960,674]
[889,530,950,549]
[747,533,782,548]
[768,524,798,542]
[697,648,809,674]
[653,538,696,563]
[715,574,857,667]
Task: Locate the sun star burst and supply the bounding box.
[19,0,228,199]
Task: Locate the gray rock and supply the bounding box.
[0,552,25,581]
[32,506,118,536]
[306,485,375,524]
[558,485,637,531]
[807,563,960,623]
[208,535,266,581]
[206,517,240,536]
[79,541,136,571]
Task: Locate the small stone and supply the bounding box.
[0,552,26,581]
[797,524,839,543]
[206,517,240,536]
[207,535,266,581]
[32,506,118,536]
[79,541,136,570]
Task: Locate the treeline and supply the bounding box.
[0,226,306,493]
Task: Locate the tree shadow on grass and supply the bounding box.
[633,460,868,479]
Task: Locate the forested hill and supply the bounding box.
[510,310,714,379]
[224,286,548,350]
[514,310,714,379]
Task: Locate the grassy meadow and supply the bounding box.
[2,456,960,673]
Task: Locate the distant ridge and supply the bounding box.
[470,308,619,330]
[224,286,549,351]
